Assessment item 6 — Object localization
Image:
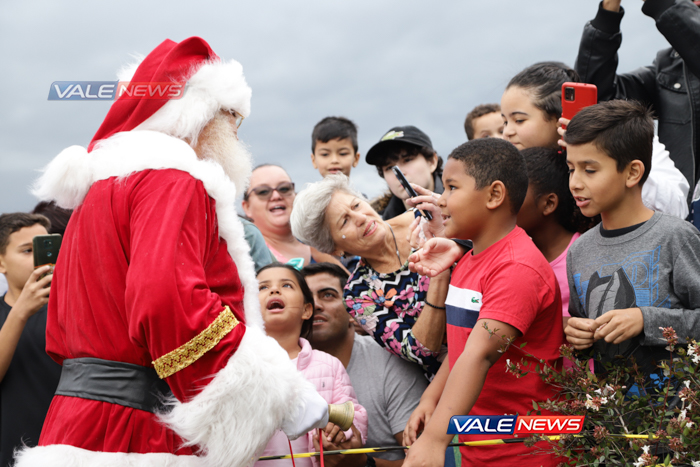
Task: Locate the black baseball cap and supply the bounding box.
[365,125,434,166]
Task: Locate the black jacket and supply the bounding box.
[575,0,700,198]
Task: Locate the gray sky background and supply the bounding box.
[0,1,669,214]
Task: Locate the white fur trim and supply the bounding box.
[14,445,201,467]
[161,327,317,467]
[121,58,251,146]
[32,130,262,329]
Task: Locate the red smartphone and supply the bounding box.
[561,82,597,129]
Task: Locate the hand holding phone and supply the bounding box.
[392,166,433,221]
[33,234,62,278]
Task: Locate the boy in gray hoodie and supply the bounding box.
[564,100,700,378]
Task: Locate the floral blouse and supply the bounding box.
[344,258,444,380]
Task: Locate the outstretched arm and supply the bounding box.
[402,319,521,467]
[644,0,700,80]
[575,1,656,103]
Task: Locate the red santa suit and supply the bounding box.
[15,38,327,467]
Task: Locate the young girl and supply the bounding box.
[515,147,595,327]
[255,264,367,466]
[500,62,595,332]
[501,61,688,216]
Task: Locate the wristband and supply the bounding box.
[424,299,446,310]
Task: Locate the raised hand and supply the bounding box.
[408,238,464,277]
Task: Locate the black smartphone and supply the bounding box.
[391,166,433,221]
[33,234,62,277]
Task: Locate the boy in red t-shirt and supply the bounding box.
[403,138,564,467]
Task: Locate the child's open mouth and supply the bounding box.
[266,298,285,311]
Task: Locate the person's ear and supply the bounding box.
[302,302,314,320]
[485,181,507,210]
[353,152,360,168]
[427,152,439,173]
[0,255,7,275]
[241,199,253,220]
[626,160,646,188]
[541,193,559,217]
[311,153,318,170]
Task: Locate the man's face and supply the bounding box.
[0,224,48,291]
[472,112,504,140]
[311,138,360,178]
[194,109,252,199]
[305,272,351,346]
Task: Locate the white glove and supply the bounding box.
[281,386,329,440]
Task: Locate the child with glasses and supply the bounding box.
[242,164,346,270]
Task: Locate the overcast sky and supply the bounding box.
[0,1,669,214]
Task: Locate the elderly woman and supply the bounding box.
[242,164,342,269]
[291,175,449,379]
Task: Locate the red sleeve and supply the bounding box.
[478,262,556,335]
[124,170,245,401]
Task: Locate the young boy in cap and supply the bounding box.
[366,126,443,220]
[403,138,563,467]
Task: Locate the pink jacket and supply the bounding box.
[255,339,368,467]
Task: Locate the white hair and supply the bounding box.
[291,174,364,254]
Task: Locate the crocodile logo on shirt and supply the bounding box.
[471,297,480,304]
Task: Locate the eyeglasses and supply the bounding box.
[245,181,295,201]
[227,109,244,129]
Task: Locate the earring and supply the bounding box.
[342,235,346,239]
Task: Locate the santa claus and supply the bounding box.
[15,37,328,467]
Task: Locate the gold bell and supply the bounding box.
[327,401,354,431]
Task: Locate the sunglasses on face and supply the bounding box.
[245,181,295,201]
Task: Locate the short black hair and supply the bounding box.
[32,201,72,236]
[256,263,315,339]
[301,262,349,289]
[0,212,51,255]
[520,147,596,233]
[374,142,444,180]
[464,103,501,140]
[448,138,528,214]
[506,61,580,121]
[564,100,654,185]
[312,117,358,153]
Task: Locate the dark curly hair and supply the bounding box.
[520,147,596,233]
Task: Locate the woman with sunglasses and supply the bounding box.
[242,164,343,269]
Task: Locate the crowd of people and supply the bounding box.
[2,1,700,466]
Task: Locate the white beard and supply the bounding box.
[195,114,253,199]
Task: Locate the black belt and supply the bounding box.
[56,357,172,413]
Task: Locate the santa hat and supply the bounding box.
[88,37,251,152]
